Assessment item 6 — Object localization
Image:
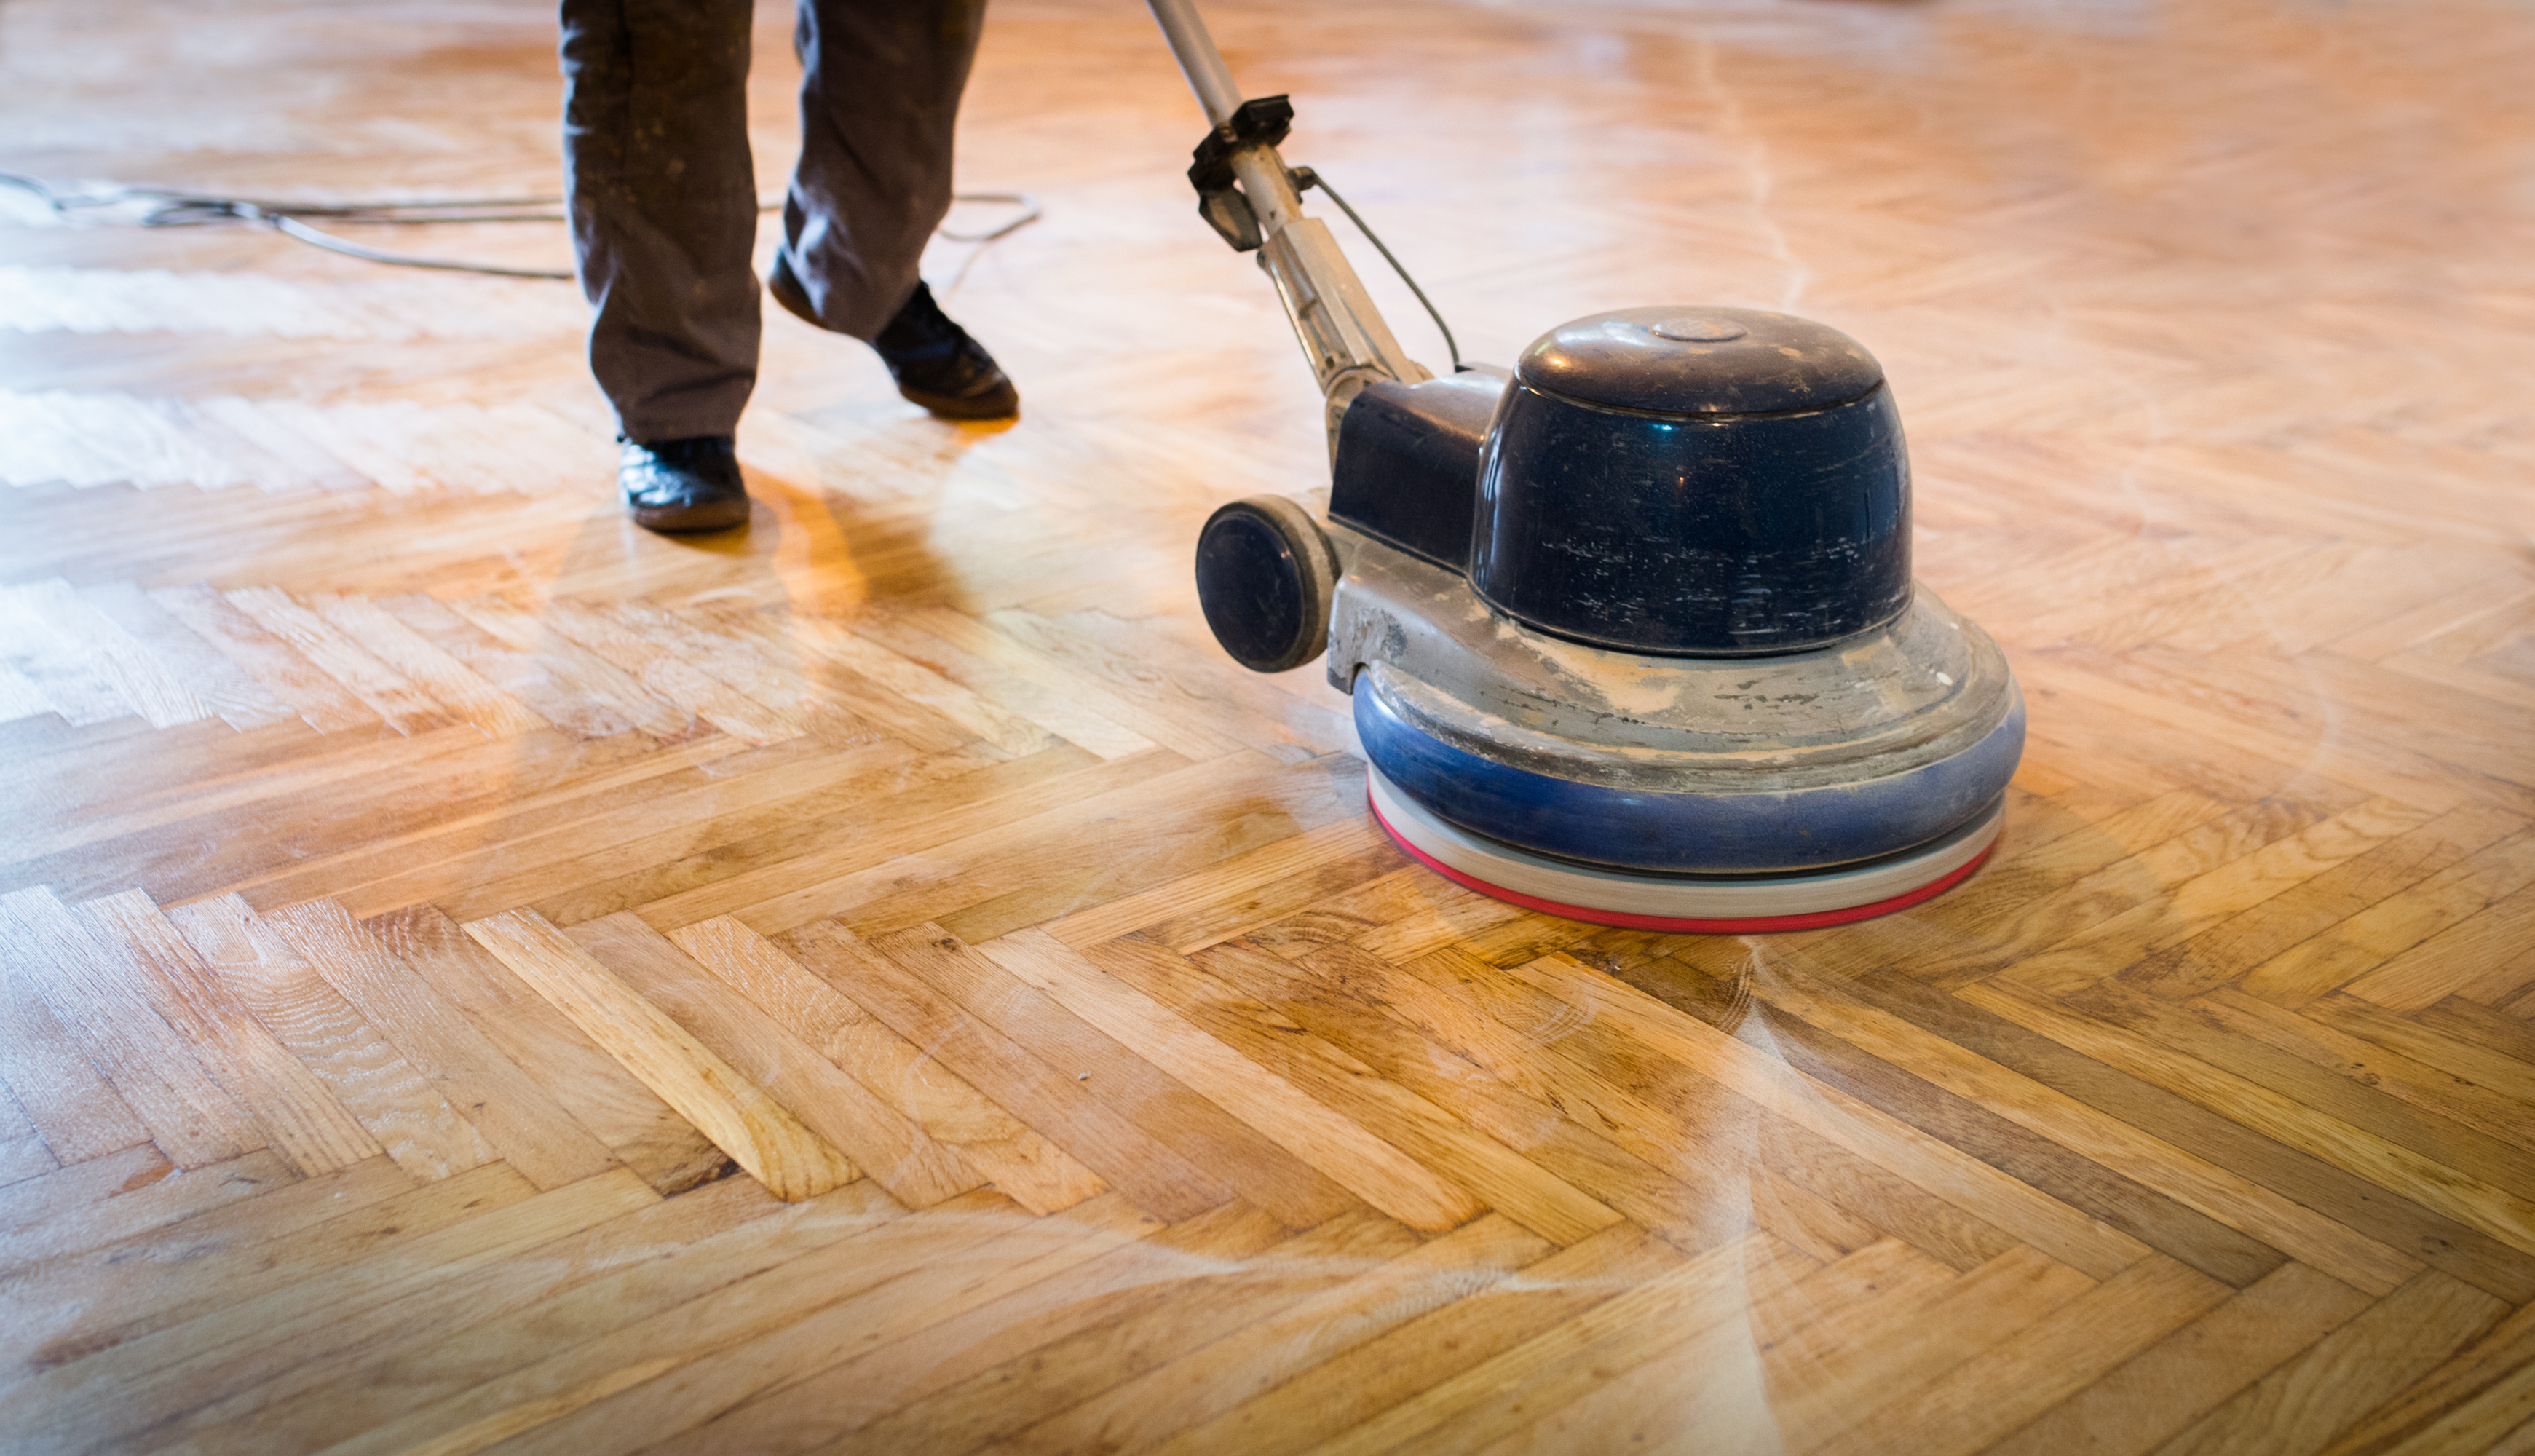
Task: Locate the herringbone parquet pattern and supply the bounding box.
[2,0,2531,1451]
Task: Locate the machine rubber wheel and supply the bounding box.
[1195,494,1340,673]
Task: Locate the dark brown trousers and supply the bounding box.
[561,0,986,439]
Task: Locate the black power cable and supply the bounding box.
[1289,165,1460,373]
[0,173,1040,282]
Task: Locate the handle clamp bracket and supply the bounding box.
[1187,95,1293,251]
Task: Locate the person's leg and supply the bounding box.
[772,0,1016,418]
[561,0,762,526]
[779,0,979,337]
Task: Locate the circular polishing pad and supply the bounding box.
[1367,764,2001,933]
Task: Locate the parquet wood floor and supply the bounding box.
[2,0,2531,1449]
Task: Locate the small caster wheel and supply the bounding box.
[1195,494,1340,673]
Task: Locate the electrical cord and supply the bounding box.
[935,191,1043,242]
[4,166,1433,365]
[1290,165,1460,373]
[0,173,1040,282]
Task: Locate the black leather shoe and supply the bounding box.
[619,435,750,534]
[768,253,1018,421]
[873,280,1019,419]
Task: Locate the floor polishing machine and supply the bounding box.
[1147,0,2025,932]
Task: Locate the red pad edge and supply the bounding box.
[1368,791,1995,934]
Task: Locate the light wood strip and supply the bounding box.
[868,609,1171,760]
[1961,979,2535,1259]
[224,585,451,735]
[2344,882,2535,1010]
[282,1176,910,1456]
[794,920,1234,1223]
[1981,1262,2375,1456]
[439,595,691,739]
[170,894,496,1182]
[141,1169,825,1452]
[538,598,799,745]
[460,908,854,1202]
[0,1166,657,1453]
[982,927,1482,1232]
[147,582,376,733]
[668,915,1104,1214]
[2191,986,2535,1154]
[1814,1254,2229,1456]
[78,890,381,1176]
[0,579,141,725]
[1195,937,1741,1254]
[1752,966,2416,1292]
[1302,1230,1776,1456]
[728,608,1056,757]
[626,744,1171,932]
[1137,1224,1681,1456]
[265,899,620,1190]
[0,1155,414,1368]
[567,911,972,1206]
[2241,830,2535,1005]
[315,593,549,737]
[2311,1303,2535,1456]
[458,1192,1163,1456]
[1041,813,1396,950]
[1497,951,2153,1279]
[0,911,151,1163]
[1005,1214,1552,1456]
[11,577,207,729]
[2154,1269,2507,1456]
[373,903,730,1195]
[679,1203,1393,1456]
[0,1145,279,1278]
[0,887,261,1168]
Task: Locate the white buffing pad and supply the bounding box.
[1367,764,2003,933]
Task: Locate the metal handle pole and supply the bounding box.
[1143,0,1432,424]
[1145,0,1243,127]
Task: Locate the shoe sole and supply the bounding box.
[898,379,1020,420]
[630,497,751,534]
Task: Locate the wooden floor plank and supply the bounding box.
[0,1145,283,1281]
[567,911,978,1207]
[669,914,1104,1214]
[79,889,381,1176]
[0,910,153,1163]
[2155,1270,2508,1456]
[1004,1214,1550,1456]
[472,1192,1163,1456]
[266,898,620,1190]
[0,886,262,1168]
[1962,981,2535,1262]
[1137,1223,1681,1456]
[1753,962,2408,1291]
[232,1175,901,1456]
[3,1160,515,1386]
[1812,1254,2228,1456]
[0,1166,654,1453]
[786,919,1235,1224]
[982,927,1482,1232]
[1980,1262,2376,1456]
[370,902,731,1194]
[170,894,498,1182]
[461,908,855,1202]
[679,1202,1393,1456]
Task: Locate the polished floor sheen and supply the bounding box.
[2,0,2533,1451]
